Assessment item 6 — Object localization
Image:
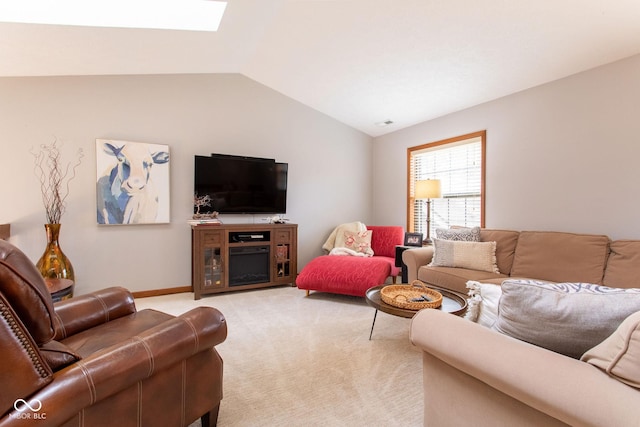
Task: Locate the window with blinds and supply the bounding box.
[407,131,485,237]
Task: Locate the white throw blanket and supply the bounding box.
[322,221,367,252]
[328,247,370,257]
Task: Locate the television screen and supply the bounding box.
[194,154,288,214]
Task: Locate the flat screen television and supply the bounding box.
[194,154,288,214]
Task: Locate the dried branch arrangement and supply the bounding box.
[193,193,212,215]
[31,139,84,224]
[193,193,220,219]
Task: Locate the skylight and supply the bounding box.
[0,0,227,32]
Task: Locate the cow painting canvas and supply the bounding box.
[96,139,170,225]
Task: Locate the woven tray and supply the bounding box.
[380,280,443,310]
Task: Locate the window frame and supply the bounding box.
[406,130,486,233]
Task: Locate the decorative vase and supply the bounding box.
[36,223,75,299]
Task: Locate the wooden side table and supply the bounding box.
[395,243,433,282]
[395,245,414,283]
[0,224,10,240]
[44,278,74,303]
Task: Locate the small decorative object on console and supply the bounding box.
[193,193,213,217]
[191,195,222,224]
[266,215,289,224]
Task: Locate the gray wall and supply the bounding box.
[4,53,639,296]
[372,54,640,240]
[0,74,373,295]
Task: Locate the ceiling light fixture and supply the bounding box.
[0,0,227,32]
[375,120,394,127]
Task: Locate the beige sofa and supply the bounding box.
[404,230,640,426]
[402,229,640,294]
[410,309,640,426]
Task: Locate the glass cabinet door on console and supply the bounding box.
[275,242,290,278]
[204,246,223,288]
[193,229,225,299]
[273,227,296,284]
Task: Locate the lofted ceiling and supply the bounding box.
[2,0,640,137]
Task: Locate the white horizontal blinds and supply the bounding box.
[411,136,483,236]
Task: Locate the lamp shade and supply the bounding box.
[415,179,441,199]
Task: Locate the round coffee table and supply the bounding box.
[365,284,467,339]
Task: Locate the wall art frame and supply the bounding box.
[96,139,170,225]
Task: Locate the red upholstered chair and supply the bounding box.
[296,225,404,297]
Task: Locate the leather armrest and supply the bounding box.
[4,307,227,427]
[53,287,136,340]
[402,246,434,283]
[177,306,228,349]
[410,309,640,427]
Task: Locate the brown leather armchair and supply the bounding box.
[0,240,227,427]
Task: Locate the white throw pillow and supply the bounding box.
[464,281,502,327]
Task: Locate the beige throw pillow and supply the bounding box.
[581,311,640,388]
[493,280,640,359]
[429,239,499,273]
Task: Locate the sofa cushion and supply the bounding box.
[436,226,480,241]
[464,281,502,327]
[418,266,506,295]
[39,340,81,371]
[61,309,175,357]
[430,239,499,273]
[581,311,640,389]
[603,240,640,289]
[375,256,401,278]
[479,229,520,276]
[493,280,640,359]
[510,231,609,284]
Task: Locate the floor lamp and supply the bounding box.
[415,179,442,244]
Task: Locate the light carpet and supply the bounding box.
[135,286,423,427]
